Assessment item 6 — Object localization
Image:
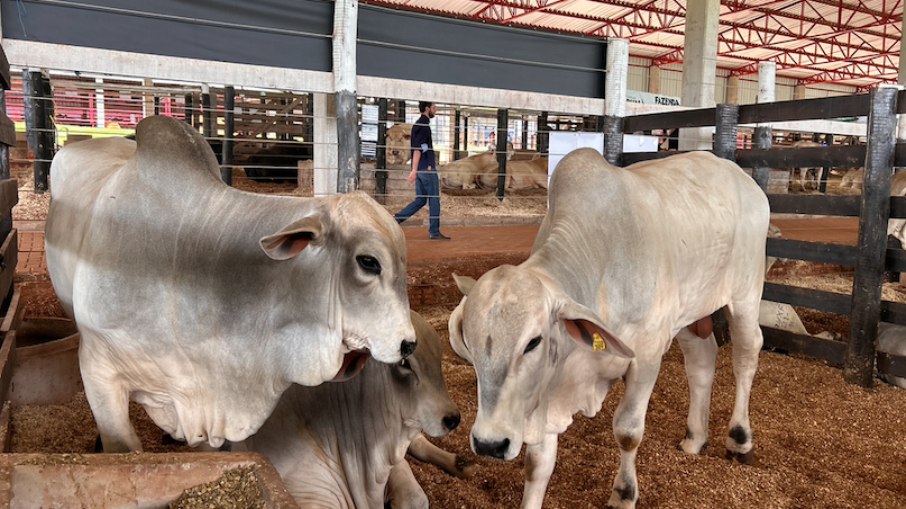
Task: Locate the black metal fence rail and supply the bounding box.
[610,87,906,387]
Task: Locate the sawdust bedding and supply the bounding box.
[10,308,906,508]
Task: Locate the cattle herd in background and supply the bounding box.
[40,116,903,508]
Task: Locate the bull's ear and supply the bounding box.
[259,216,324,260]
[557,300,634,358]
[448,301,472,364]
[452,273,476,296]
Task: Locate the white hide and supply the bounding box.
[44,116,415,452]
[449,149,770,509]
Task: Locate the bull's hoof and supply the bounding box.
[606,483,638,509]
[678,438,708,455]
[726,448,756,465]
[453,455,477,479]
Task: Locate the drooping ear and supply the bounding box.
[259,216,324,261]
[557,300,634,358]
[448,301,473,364]
[452,273,476,296]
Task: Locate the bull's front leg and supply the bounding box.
[407,434,476,479]
[386,460,429,509]
[80,333,143,453]
[607,357,661,509]
[676,328,718,454]
[520,433,558,509]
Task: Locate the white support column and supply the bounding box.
[333,0,359,193]
[605,38,629,117]
[313,92,338,196]
[679,0,719,150]
[757,62,776,104]
[793,84,807,100]
[603,38,628,164]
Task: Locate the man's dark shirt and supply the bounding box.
[411,114,436,171]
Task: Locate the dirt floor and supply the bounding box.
[9,171,906,508]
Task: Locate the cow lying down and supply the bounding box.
[45,116,416,452]
[239,311,473,508]
[449,149,769,509]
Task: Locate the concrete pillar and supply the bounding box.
[605,38,629,117]
[333,0,359,193]
[793,84,807,100]
[726,76,739,105]
[648,65,661,94]
[758,62,776,103]
[679,0,719,150]
[313,92,338,196]
[604,38,629,164]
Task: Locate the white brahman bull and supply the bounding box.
[241,311,473,508]
[386,123,413,166]
[877,323,906,388]
[476,155,549,190]
[45,115,416,453]
[789,140,823,192]
[885,171,906,250]
[439,152,498,189]
[449,149,769,509]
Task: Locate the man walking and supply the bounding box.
[393,101,450,240]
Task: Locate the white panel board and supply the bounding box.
[548,132,605,182]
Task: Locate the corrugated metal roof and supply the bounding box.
[362,0,903,88]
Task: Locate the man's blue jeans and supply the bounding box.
[394,170,440,236]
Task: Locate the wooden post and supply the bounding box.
[602,115,623,166]
[538,111,549,154]
[202,86,214,139]
[713,104,739,162]
[495,108,508,201]
[522,114,529,149]
[463,115,469,154]
[820,133,833,193]
[846,85,899,387]
[453,108,461,160]
[184,93,195,126]
[221,86,235,186]
[376,98,388,203]
[23,70,52,193]
[153,96,160,116]
[752,126,772,191]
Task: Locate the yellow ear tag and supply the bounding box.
[592,332,606,351]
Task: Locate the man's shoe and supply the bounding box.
[429,232,451,240]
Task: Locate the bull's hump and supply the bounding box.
[135,116,222,180]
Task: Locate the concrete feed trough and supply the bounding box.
[0,452,299,508]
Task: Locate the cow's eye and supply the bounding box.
[356,255,382,275]
[524,335,542,354]
[399,358,412,371]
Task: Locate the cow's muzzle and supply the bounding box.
[442,413,461,432]
[472,436,510,459]
[400,339,417,358]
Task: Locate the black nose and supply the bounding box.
[442,413,461,431]
[400,340,417,358]
[473,436,510,459]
